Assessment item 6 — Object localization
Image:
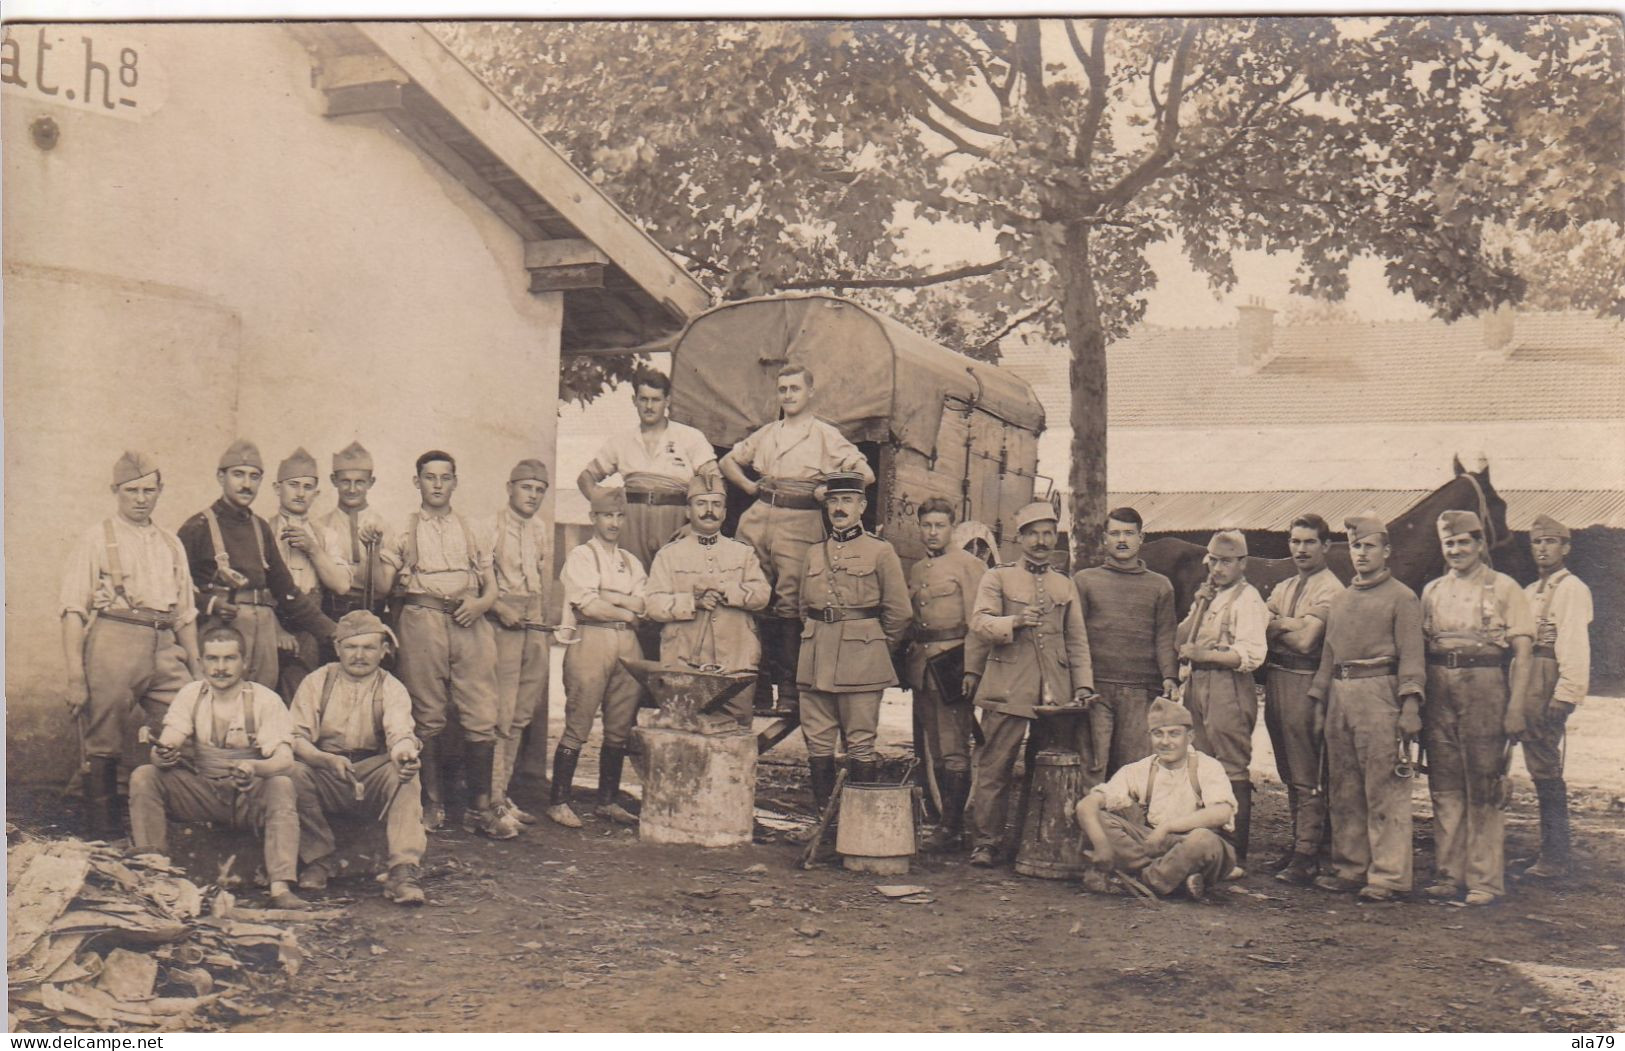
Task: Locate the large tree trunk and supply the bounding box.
[1059,220,1108,570]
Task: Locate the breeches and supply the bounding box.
[1263,667,1327,855]
[736,503,825,619]
[494,625,550,737]
[293,755,426,869]
[561,625,643,751]
[1184,668,1258,780]
[800,689,881,761]
[1522,656,1567,780]
[81,619,191,757]
[394,605,499,742]
[970,710,1032,849]
[914,678,974,773]
[1085,810,1235,896]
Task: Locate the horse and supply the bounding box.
[1139,458,1516,619]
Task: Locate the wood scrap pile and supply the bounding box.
[8,832,332,1031]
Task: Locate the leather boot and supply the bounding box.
[547,745,583,828]
[849,758,879,785]
[924,768,971,851]
[418,735,445,830]
[753,615,782,710]
[85,757,121,839]
[1525,778,1572,879]
[464,740,520,839]
[1229,779,1253,866]
[792,755,840,844]
[778,618,802,705]
[596,746,638,825]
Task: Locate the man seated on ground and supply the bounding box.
[1073,697,1237,900]
[289,611,426,906]
[128,625,306,909]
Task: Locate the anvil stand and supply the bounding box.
[1012,704,1091,879]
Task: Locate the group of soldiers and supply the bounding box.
[60,362,1593,910]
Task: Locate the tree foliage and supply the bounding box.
[440,15,1621,559]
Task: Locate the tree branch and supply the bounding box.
[1076,20,1110,169]
[908,71,1006,136]
[974,298,1056,354]
[1064,18,1092,69]
[780,260,1009,291]
[1017,20,1048,109]
[915,107,993,158]
[1098,20,1200,210]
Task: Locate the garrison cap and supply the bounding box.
[1147,696,1193,730]
[1206,530,1248,558]
[1013,501,1059,533]
[333,609,398,649]
[332,441,373,473]
[816,471,869,501]
[687,473,724,501]
[1529,514,1570,540]
[218,439,263,472]
[112,451,160,487]
[1436,509,1483,539]
[1344,514,1388,543]
[509,458,550,485]
[590,487,628,515]
[276,447,319,483]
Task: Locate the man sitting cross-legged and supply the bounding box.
[1074,696,1238,900]
[128,625,306,909]
[289,611,427,906]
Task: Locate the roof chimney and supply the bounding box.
[1236,297,1276,371]
[1481,303,1515,354]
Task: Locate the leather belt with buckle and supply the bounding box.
[98,607,176,630]
[1426,650,1507,669]
[624,489,688,507]
[757,490,821,511]
[1332,659,1397,680]
[1267,650,1322,673]
[402,594,467,615]
[230,588,275,607]
[814,606,882,624]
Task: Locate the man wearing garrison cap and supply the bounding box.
[1074,697,1239,900]
[1175,529,1269,866]
[479,459,556,826]
[317,441,391,620]
[645,473,772,727]
[549,486,649,829]
[289,610,426,906]
[270,448,354,701]
[1515,514,1593,881]
[1305,514,1426,901]
[59,451,202,836]
[177,440,337,689]
[1418,509,1536,905]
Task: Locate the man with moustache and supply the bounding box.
[318,442,390,620]
[1420,509,1535,906]
[966,501,1096,868]
[129,625,307,909]
[1176,530,1269,865]
[1515,515,1594,882]
[289,610,426,905]
[377,450,515,839]
[61,452,202,836]
[1074,697,1238,900]
[792,471,911,829]
[482,459,554,825]
[645,474,772,727]
[1307,515,1426,902]
[1072,507,1178,785]
[549,488,648,828]
[905,497,989,851]
[178,440,336,689]
[721,364,873,714]
[269,448,354,701]
[1262,514,1345,885]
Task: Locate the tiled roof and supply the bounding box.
[1102,489,1625,532]
[998,310,1624,428]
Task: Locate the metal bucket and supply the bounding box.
[836,782,916,873]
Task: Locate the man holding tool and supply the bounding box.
[317,441,390,620]
[269,447,354,701]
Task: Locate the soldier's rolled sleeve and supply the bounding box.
[1500,578,1537,641]
[1091,763,1140,813]
[159,682,205,749]
[560,546,603,610]
[1228,589,1270,674]
[878,548,912,643]
[971,574,1017,645]
[251,694,296,757]
[288,672,324,743]
[729,431,761,472]
[381,677,417,751]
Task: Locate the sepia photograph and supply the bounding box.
[3,7,1622,1035]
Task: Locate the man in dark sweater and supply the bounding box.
[1307,514,1426,902]
[1072,507,1178,785]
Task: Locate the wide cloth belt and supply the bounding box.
[193,741,261,780]
[229,588,275,607]
[1332,658,1398,680]
[401,593,471,614]
[1533,645,1557,659]
[577,619,630,630]
[811,606,881,624]
[1426,650,1508,669]
[914,624,967,643]
[1267,650,1321,673]
[624,489,688,507]
[485,612,555,634]
[756,490,821,511]
[97,607,176,630]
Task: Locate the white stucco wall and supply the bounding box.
[4,24,562,780]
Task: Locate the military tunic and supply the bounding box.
[967,561,1094,851]
[905,548,989,774]
[794,526,910,762]
[645,532,772,725]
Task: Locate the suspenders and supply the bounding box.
[1142,756,1205,818]
[317,666,386,746]
[103,519,130,605]
[202,506,268,584]
[207,684,260,748]
[401,511,479,590]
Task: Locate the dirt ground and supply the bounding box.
[10,667,1625,1033]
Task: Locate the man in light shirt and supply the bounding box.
[317,441,390,621]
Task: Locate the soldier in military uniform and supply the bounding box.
[645,474,772,727]
[966,501,1096,868]
[483,459,554,826]
[269,448,354,702]
[720,364,873,713]
[60,451,202,836]
[1516,514,1594,882]
[177,440,336,690]
[1420,509,1536,906]
[792,471,911,828]
[317,441,390,620]
[905,497,988,851]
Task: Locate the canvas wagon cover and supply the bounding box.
[669,295,1045,458]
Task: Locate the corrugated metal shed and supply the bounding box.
[1101,489,1625,532]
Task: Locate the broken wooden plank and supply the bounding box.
[8,845,92,965]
